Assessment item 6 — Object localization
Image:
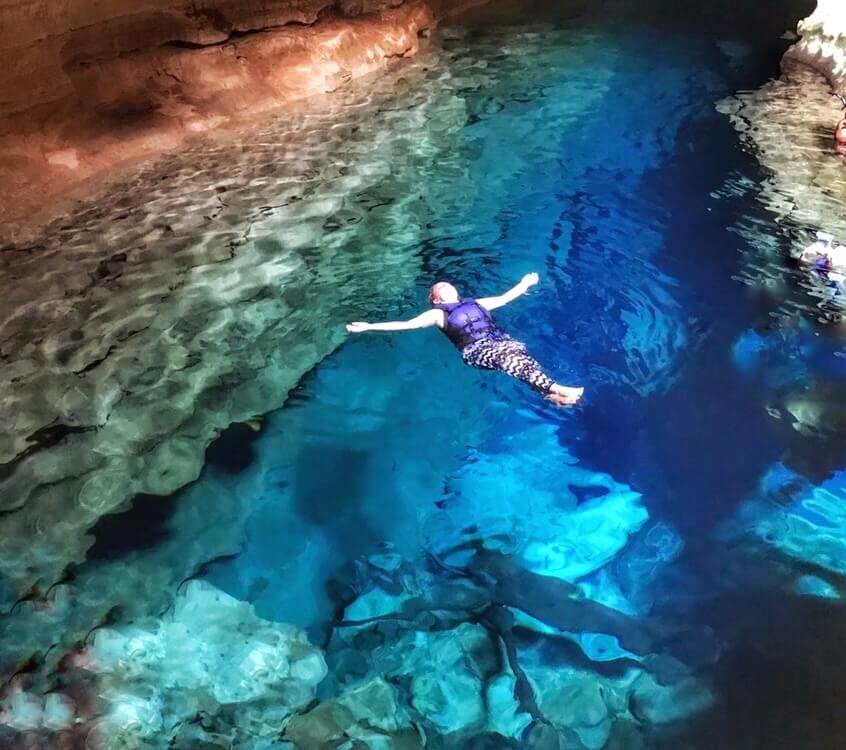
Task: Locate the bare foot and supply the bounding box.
[546,385,584,406]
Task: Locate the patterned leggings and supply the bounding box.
[461,336,555,394]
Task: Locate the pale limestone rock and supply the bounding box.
[87,580,326,747]
[786,0,846,88]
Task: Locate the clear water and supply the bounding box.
[5,0,846,747]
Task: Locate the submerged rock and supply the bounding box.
[329,612,532,743]
[475,550,662,657]
[325,546,716,749]
[285,676,422,749]
[85,581,327,747]
[519,652,713,749]
[721,464,846,578]
[487,669,533,740]
[412,671,487,736]
[783,383,846,438]
[628,672,714,726]
[532,673,611,749]
[402,623,496,736]
[428,424,650,586]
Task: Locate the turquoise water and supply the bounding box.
[6,0,846,747]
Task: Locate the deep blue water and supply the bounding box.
[192,5,846,745]
[191,6,846,746]
[14,0,846,747]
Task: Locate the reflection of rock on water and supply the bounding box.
[718,61,846,321]
[717,458,846,599]
[716,53,846,503]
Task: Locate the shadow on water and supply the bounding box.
[86,493,177,562]
[689,581,846,749]
[293,445,369,527]
[204,422,262,473]
[576,89,792,534]
[291,443,393,566]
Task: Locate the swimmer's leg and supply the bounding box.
[463,339,583,405]
[501,345,584,405]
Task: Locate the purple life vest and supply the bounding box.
[432,298,503,350]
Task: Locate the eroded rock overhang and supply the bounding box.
[0,0,488,228]
[784,0,846,88]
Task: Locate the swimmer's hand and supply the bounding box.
[520,272,540,291]
[478,273,540,311]
[346,322,371,333]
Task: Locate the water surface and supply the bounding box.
[4,1,846,748]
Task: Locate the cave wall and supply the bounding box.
[0,0,484,229]
[0,0,439,118]
[0,0,825,230]
[785,0,846,88]
[0,1,330,117]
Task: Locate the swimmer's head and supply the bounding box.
[429,282,460,305]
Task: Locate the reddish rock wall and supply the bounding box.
[0,0,484,232]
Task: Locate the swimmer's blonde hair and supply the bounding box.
[429,282,450,304]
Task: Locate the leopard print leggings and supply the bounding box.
[461,336,555,394]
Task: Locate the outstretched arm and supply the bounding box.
[477,272,539,311]
[347,309,442,333]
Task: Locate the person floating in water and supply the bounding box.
[832,94,846,152]
[800,231,846,284]
[346,273,584,406]
[800,231,835,265]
